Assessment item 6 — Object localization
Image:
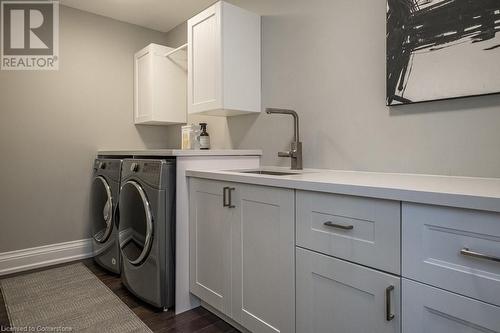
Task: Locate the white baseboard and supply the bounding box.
[0,239,93,276]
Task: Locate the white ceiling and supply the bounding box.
[60,0,302,33]
[60,0,218,32]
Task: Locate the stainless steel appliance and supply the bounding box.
[91,158,123,274]
[118,159,176,310]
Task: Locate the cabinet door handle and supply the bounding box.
[386,285,395,321]
[223,187,229,207]
[222,187,236,208]
[227,187,235,208]
[460,248,500,263]
[323,221,354,230]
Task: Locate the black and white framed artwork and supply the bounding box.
[387,0,500,106]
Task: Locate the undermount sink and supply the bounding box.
[238,170,299,176]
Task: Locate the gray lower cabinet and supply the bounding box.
[296,247,401,333]
[189,178,295,333]
[189,178,232,314]
[402,279,500,333]
[189,178,500,333]
[296,190,401,274]
[402,203,500,308]
[231,183,295,333]
[402,202,500,332]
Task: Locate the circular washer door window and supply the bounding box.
[118,181,154,265]
[91,176,114,243]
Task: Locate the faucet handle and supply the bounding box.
[278,151,297,158]
[278,151,292,157]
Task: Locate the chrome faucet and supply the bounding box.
[266,108,303,170]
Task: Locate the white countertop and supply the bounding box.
[186,167,500,213]
[98,149,262,157]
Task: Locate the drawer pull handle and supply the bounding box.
[386,285,395,321]
[227,187,235,208]
[460,248,500,263]
[323,221,354,230]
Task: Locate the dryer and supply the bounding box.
[118,159,176,310]
[90,158,122,274]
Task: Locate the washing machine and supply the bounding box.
[90,158,122,274]
[118,159,176,309]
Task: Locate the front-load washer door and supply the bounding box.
[91,176,114,243]
[118,180,154,266]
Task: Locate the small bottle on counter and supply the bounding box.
[199,123,210,150]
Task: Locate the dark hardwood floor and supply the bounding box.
[0,259,239,333]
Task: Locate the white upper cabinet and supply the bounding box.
[188,1,261,116]
[134,43,187,125]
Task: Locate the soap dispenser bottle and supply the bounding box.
[199,123,210,150]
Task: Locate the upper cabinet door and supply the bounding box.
[135,46,153,124]
[188,1,261,117]
[231,184,295,333]
[188,3,222,114]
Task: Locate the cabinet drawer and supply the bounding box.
[403,278,500,333]
[296,191,401,274]
[296,247,401,333]
[403,203,500,307]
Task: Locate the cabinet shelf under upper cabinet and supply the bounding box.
[188,1,261,117]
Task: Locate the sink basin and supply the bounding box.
[239,170,298,176]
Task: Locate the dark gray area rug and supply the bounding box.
[0,263,152,332]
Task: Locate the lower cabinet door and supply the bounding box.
[189,178,232,315]
[296,247,401,333]
[231,184,295,333]
[402,279,500,333]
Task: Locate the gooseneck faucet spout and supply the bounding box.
[266,108,300,142]
[266,108,303,170]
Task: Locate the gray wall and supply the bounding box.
[164,22,233,149]
[167,0,500,178]
[0,6,170,252]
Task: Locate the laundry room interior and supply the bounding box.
[0,0,499,332]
